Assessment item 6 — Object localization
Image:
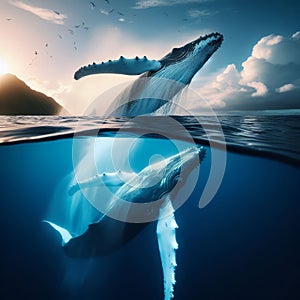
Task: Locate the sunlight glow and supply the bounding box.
[0,58,7,75]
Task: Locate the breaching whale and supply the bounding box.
[74,32,223,116]
[46,33,223,300]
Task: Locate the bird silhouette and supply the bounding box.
[89,1,96,9]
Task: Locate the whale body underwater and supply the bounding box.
[46,33,223,300]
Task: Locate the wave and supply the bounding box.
[0,112,299,166]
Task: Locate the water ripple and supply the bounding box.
[0,112,299,166]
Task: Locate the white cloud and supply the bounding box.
[247,81,268,97]
[188,9,215,18]
[133,0,212,9]
[276,83,296,93]
[100,9,109,16]
[9,0,67,25]
[100,8,115,16]
[292,31,300,39]
[194,32,300,111]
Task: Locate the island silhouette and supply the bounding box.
[0,74,63,115]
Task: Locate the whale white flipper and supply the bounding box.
[69,171,136,196]
[43,220,73,245]
[74,33,223,116]
[156,198,178,300]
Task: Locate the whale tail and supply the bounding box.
[43,220,73,245]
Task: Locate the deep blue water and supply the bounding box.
[0,112,299,300]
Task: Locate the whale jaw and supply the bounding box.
[151,32,223,84]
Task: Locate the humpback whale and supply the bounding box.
[45,146,206,300]
[46,33,223,300]
[74,32,223,116]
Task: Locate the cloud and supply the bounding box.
[133,0,212,9]
[100,9,110,16]
[188,9,215,18]
[193,32,300,111]
[9,0,67,25]
[276,83,297,93]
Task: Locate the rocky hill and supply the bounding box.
[0,74,63,115]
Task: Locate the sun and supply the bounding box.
[0,58,8,75]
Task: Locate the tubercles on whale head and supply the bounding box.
[157,32,223,84]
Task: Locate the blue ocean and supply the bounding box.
[0,110,299,300]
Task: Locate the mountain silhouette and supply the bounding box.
[0,74,63,115]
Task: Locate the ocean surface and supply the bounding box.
[0,110,299,300]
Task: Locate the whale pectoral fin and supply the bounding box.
[156,198,178,300]
[74,56,162,79]
[68,171,136,196]
[43,220,73,246]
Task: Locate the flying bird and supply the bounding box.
[89,1,96,9]
[118,11,124,16]
[74,24,81,28]
[68,29,74,35]
[6,18,12,21]
[58,34,63,39]
[34,51,38,55]
[53,10,60,15]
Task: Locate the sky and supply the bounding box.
[0,0,299,114]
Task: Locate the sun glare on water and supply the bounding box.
[0,58,8,75]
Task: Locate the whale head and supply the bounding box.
[152,32,223,84]
[145,146,206,201]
